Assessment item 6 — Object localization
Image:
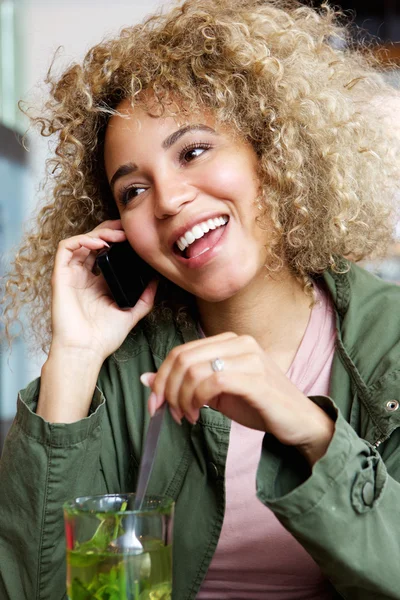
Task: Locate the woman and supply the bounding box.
[1,0,400,598]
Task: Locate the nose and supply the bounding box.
[153,174,196,219]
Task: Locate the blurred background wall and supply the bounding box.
[0,0,399,452]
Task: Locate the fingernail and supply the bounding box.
[140,372,155,387]
[93,238,110,247]
[169,406,182,426]
[185,413,198,425]
[188,409,200,425]
[148,392,157,417]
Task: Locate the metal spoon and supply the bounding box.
[109,404,167,551]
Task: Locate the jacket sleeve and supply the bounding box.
[256,396,400,600]
[0,378,108,600]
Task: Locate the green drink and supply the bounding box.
[64,494,174,600]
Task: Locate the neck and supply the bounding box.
[196,269,313,372]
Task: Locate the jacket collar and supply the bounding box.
[323,262,400,445]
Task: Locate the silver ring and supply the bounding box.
[211,358,224,373]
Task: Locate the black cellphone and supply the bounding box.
[95,241,157,309]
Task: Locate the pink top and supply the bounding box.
[197,284,337,599]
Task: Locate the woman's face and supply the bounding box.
[104,98,270,302]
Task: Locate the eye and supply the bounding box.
[179,142,211,164]
[118,185,147,207]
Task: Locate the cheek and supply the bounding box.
[121,213,156,257]
[204,155,258,200]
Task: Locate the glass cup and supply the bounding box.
[64,493,174,600]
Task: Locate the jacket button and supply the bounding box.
[208,462,219,480]
[385,400,399,412]
[362,481,375,506]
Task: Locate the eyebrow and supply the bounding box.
[109,162,137,191]
[161,124,216,149]
[109,124,217,191]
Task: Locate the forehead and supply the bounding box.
[105,96,214,140]
[104,96,222,180]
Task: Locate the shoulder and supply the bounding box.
[325,260,400,314]
[324,261,400,382]
[324,261,400,335]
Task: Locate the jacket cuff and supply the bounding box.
[15,377,106,447]
[256,395,384,517]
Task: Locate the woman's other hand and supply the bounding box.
[142,333,334,466]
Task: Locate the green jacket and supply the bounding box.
[1,263,400,600]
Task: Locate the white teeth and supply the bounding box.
[176,215,229,253]
[184,231,195,244]
[192,225,204,239]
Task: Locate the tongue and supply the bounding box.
[186,226,226,259]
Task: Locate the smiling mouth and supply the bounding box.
[174,215,229,259]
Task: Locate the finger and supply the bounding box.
[169,406,184,425]
[54,236,110,270]
[148,391,158,416]
[194,371,257,409]
[140,372,156,388]
[82,249,98,273]
[176,353,264,421]
[122,279,159,328]
[69,245,93,267]
[146,391,182,424]
[193,372,267,429]
[155,332,239,416]
[55,229,126,270]
[84,236,125,273]
[153,332,238,408]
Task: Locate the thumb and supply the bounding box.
[126,279,158,326]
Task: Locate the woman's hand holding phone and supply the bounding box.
[37,220,157,424]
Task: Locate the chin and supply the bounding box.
[192,279,250,303]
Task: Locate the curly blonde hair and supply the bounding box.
[3,0,400,352]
